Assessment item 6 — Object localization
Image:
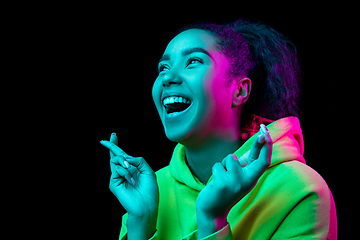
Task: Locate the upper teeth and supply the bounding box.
[163,96,191,106]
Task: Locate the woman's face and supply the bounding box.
[152,29,238,147]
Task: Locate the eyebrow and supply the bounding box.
[182,47,212,59]
[158,47,213,64]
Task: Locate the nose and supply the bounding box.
[162,70,183,87]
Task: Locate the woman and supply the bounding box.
[101,19,337,239]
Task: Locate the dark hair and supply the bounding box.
[176,18,302,121]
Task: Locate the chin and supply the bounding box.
[164,123,192,143]
[163,120,208,148]
[158,96,207,146]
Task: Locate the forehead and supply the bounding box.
[164,29,219,56]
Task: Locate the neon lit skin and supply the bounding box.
[101,22,336,239]
[152,29,272,239]
[101,29,273,240]
[152,29,250,148]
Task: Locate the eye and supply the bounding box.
[158,64,170,74]
[186,57,203,68]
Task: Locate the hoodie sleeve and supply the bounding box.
[198,223,233,240]
[119,213,233,240]
[179,223,233,240]
[119,213,159,240]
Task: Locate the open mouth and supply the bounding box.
[163,96,192,115]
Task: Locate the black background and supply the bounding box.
[10,3,351,239]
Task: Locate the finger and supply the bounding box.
[110,156,134,183]
[258,124,273,168]
[221,154,238,170]
[109,132,118,159]
[110,169,125,186]
[222,154,242,178]
[110,155,131,169]
[100,140,127,157]
[124,156,154,176]
[212,162,227,182]
[238,150,250,167]
[248,134,265,164]
[110,155,140,182]
[110,164,133,185]
[247,125,272,178]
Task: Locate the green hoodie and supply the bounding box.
[119,117,337,239]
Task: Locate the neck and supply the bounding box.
[184,135,243,184]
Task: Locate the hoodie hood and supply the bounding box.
[235,116,305,168]
[169,116,305,191]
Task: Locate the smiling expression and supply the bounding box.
[152,29,239,147]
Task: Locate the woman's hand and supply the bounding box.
[196,124,273,239]
[100,133,159,240]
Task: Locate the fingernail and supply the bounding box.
[258,134,265,144]
[131,178,136,186]
[259,124,264,134]
[111,132,116,136]
[260,124,268,133]
[123,161,130,169]
[239,159,248,167]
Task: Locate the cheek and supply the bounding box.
[212,79,228,103]
[151,78,158,102]
[212,61,233,104]
[201,69,234,129]
[152,77,162,112]
[191,70,216,114]
[204,71,230,112]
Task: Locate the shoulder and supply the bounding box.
[265,160,336,222]
[155,165,171,178]
[262,160,335,214]
[155,165,174,188]
[272,161,330,194]
[266,161,337,239]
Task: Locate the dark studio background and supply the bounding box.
[10,3,351,239]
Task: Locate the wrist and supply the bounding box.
[196,210,228,239]
[127,210,158,240]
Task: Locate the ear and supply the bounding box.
[232,77,252,107]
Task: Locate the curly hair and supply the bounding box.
[176,18,302,121]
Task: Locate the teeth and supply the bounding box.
[163,96,191,106]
